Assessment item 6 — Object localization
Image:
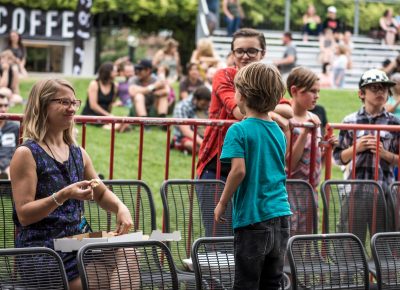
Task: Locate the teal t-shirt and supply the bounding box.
[387,96,400,119]
[220,117,291,229]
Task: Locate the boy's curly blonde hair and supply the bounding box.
[234,62,285,113]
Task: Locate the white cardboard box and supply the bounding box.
[54,230,181,252]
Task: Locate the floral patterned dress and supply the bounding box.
[13,140,85,281]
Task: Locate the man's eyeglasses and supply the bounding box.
[50,98,82,110]
[366,83,390,93]
[232,48,264,58]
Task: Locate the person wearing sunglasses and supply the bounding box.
[10,78,133,290]
[0,92,19,179]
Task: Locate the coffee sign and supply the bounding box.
[0,4,89,39]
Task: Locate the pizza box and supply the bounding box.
[54,230,181,252]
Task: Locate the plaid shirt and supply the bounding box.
[172,95,208,140]
[197,67,290,177]
[333,106,400,191]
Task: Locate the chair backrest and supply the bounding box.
[191,237,234,290]
[286,179,318,235]
[104,180,156,234]
[83,180,156,234]
[0,181,14,248]
[0,247,68,289]
[77,240,178,290]
[388,182,400,231]
[160,179,232,270]
[287,233,370,290]
[321,179,387,249]
[371,232,400,290]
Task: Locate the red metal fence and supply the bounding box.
[2,113,399,183]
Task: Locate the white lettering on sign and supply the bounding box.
[73,65,81,75]
[11,8,25,34]
[62,11,74,38]
[30,10,41,36]
[46,10,58,37]
[81,0,93,9]
[75,46,84,63]
[0,7,7,34]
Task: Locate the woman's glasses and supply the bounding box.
[232,47,264,58]
[51,98,82,110]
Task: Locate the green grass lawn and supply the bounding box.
[12,78,361,228]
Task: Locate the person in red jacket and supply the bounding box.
[197,28,293,182]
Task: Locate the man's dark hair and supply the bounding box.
[284,32,292,40]
[193,86,211,101]
[231,28,266,52]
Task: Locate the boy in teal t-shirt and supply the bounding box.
[215,62,291,289]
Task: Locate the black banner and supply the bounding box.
[72,0,92,75]
[0,4,77,39]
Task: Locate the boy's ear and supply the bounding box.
[290,85,297,97]
[358,89,365,102]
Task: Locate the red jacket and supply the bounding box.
[197,67,290,177]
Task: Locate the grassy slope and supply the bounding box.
[14,79,361,227]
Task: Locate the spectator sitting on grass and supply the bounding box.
[81,62,130,132]
[0,93,19,179]
[172,86,211,153]
[115,61,134,108]
[128,59,169,119]
[179,63,204,100]
[0,50,23,106]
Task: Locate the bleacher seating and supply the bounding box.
[211,29,399,89]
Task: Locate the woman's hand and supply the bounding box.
[115,204,133,235]
[59,180,94,203]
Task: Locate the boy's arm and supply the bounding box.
[214,158,245,223]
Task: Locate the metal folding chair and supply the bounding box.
[104,180,156,234]
[191,237,290,290]
[77,240,178,290]
[0,247,68,289]
[191,237,235,290]
[288,233,370,290]
[321,180,388,248]
[286,179,318,236]
[0,180,14,248]
[84,179,156,234]
[160,179,231,271]
[371,232,400,290]
[388,181,400,231]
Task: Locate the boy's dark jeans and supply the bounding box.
[233,216,290,290]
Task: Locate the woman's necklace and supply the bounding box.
[43,140,67,163]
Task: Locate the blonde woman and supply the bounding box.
[152,38,181,82]
[11,78,132,290]
[190,38,221,71]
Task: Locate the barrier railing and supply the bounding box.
[3,114,399,185]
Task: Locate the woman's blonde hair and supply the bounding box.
[234,62,285,113]
[196,38,214,57]
[23,78,77,145]
[163,38,179,53]
[287,66,319,97]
